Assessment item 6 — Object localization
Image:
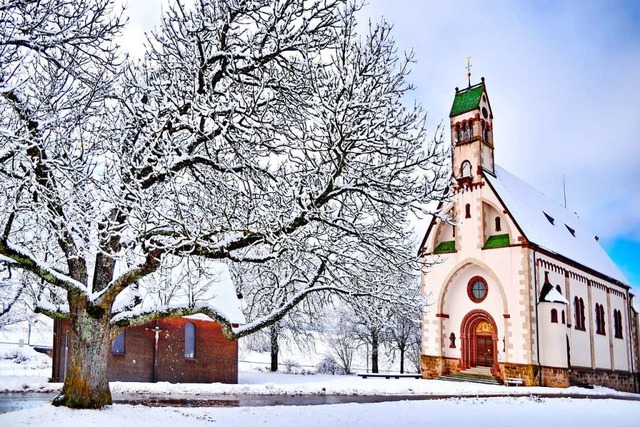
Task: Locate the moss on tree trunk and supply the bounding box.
[53,299,113,409]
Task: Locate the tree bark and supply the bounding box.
[399,345,405,374]
[371,330,379,374]
[270,324,279,372]
[53,295,113,408]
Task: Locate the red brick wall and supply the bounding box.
[52,317,238,384]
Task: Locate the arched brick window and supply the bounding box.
[185,322,196,358]
[449,333,456,348]
[551,308,558,323]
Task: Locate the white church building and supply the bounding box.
[419,78,640,392]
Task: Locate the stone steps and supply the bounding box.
[438,367,503,386]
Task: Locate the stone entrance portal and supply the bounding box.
[460,310,499,375]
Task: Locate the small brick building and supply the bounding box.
[52,316,239,383]
[51,261,245,384]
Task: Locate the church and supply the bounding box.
[419,78,640,392]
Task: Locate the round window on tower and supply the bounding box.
[467,276,488,303]
[482,107,488,119]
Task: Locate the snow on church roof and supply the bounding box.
[485,165,628,285]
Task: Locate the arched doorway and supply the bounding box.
[460,310,500,375]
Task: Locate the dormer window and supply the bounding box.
[543,212,555,225]
[565,224,576,237]
[461,161,472,178]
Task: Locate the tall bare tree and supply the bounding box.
[0,0,447,408]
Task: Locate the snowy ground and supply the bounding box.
[1,332,639,426]
[1,396,639,426]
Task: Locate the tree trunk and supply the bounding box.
[270,324,279,372]
[399,344,405,374]
[53,296,113,408]
[371,330,379,374]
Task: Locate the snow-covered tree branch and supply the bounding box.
[0,0,447,409]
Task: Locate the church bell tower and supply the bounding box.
[450,76,495,183]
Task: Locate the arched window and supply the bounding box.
[574,297,586,331]
[482,123,488,142]
[614,310,623,339]
[495,217,501,232]
[551,308,558,323]
[461,160,472,178]
[595,303,606,335]
[456,125,462,142]
[449,333,456,348]
[185,322,196,358]
[561,310,566,324]
[112,331,125,355]
[465,203,471,219]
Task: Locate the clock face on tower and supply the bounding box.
[482,107,488,119]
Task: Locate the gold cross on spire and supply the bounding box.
[466,56,472,87]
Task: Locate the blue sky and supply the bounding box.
[121,1,640,293]
[359,0,640,293]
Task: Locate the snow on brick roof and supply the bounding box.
[485,165,628,285]
[114,258,245,325]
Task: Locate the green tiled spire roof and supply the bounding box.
[450,83,485,117]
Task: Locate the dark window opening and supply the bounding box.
[595,303,606,335]
[551,308,558,323]
[565,224,576,237]
[574,297,586,331]
[555,285,562,295]
[495,217,501,232]
[112,331,125,355]
[561,310,566,324]
[185,322,196,358]
[449,333,456,348]
[543,212,555,225]
[465,203,471,219]
[613,310,623,339]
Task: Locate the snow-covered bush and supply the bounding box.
[0,346,51,369]
[316,355,344,375]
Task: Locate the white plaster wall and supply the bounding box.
[567,277,591,368]
[611,294,630,371]
[539,301,569,368]
[591,286,611,369]
[421,178,531,366]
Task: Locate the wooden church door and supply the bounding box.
[476,335,493,367]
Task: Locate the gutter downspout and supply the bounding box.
[533,251,542,386]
